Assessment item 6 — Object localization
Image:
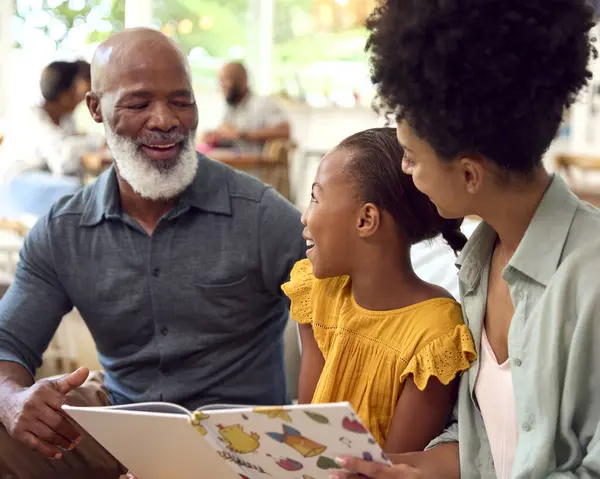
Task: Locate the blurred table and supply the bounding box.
[555,153,600,177]
[82,150,113,174]
[82,150,113,184]
[208,148,275,169]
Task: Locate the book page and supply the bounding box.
[195,402,391,479]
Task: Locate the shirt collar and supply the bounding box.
[80,154,232,227]
[457,174,580,290]
[79,166,122,226]
[178,154,232,215]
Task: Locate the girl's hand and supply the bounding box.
[329,456,423,479]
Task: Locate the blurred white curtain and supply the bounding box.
[246,0,274,95]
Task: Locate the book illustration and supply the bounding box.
[316,456,341,470]
[368,437,376,444]
[218,424,261,454]
[266,425,326,458]
[217,450,271,475]
[189,411,210,436]
[342,416,368,434]
[363,452,373,461]
[267,455,304,471]
[254,406,292,423]
[339,437,352,448]
[304,411,330,425]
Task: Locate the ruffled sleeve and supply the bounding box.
[400,324,477,391]
[281,259,316,325]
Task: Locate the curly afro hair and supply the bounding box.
[366,0,597,174]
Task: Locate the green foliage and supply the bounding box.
[13,0,124,49]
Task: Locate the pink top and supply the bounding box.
[475,329,519,479]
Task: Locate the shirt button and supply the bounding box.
[513,358,522,367]
[160,326,169,336]
[523,422,532,432]
[152,268,160,278]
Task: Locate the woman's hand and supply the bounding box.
[330,457,422,479]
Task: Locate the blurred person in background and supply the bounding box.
[203,61,291,152]
[0,60,105,181]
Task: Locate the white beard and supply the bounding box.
[103,125,198,201]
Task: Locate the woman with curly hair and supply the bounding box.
[332,1,600,478]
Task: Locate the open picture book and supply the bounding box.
[63,401,391,479]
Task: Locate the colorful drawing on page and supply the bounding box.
[218,424,260,454]
[342,416,367,434]
[317,456,341,470]
[304,411,330,425]
[368,437,376,445]
[382,452,390,462]
[339,437,352,448]
[266,425,326,458]
[268,455,304,471]
[189,411,209,436]
[254,406,292,423]
[363,452,373,462]
[218,450,270,475]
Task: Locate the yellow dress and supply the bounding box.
[282,259,477,447]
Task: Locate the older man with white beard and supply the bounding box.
[0,29,305,478]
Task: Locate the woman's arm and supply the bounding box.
[297,323,325,404]
[384,376,458,454]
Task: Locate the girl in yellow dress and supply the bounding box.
[282,128,476,453]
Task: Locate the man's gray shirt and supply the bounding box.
[0,155,305,410]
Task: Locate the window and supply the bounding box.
[7,0,124,113]
[273,0,376,107]
[152,0,250,93]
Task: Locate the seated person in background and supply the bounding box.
[0,28,304,479]
[204,62,291,152]
[282,128,476,453]
[0,60,104,181]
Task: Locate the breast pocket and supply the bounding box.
[193,275,259,333]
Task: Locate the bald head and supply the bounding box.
[219,62,249,106]
[91,28,190,95]
[222,62,247,83]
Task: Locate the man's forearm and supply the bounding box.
[0,361,33,393]
[389,443,460,479]
[0,361,33,424]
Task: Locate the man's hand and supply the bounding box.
[330,456,423,479]
[1,367,89,459]
[217,123,240,140]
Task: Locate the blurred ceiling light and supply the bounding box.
[160,23,175,37]
[334,0,349,5]
[178,18,193,35]
[199,16,213,30]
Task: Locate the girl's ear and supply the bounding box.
[356,203,380,238]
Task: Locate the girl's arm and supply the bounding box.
[383,376,458,454]
[297,323,325,404]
